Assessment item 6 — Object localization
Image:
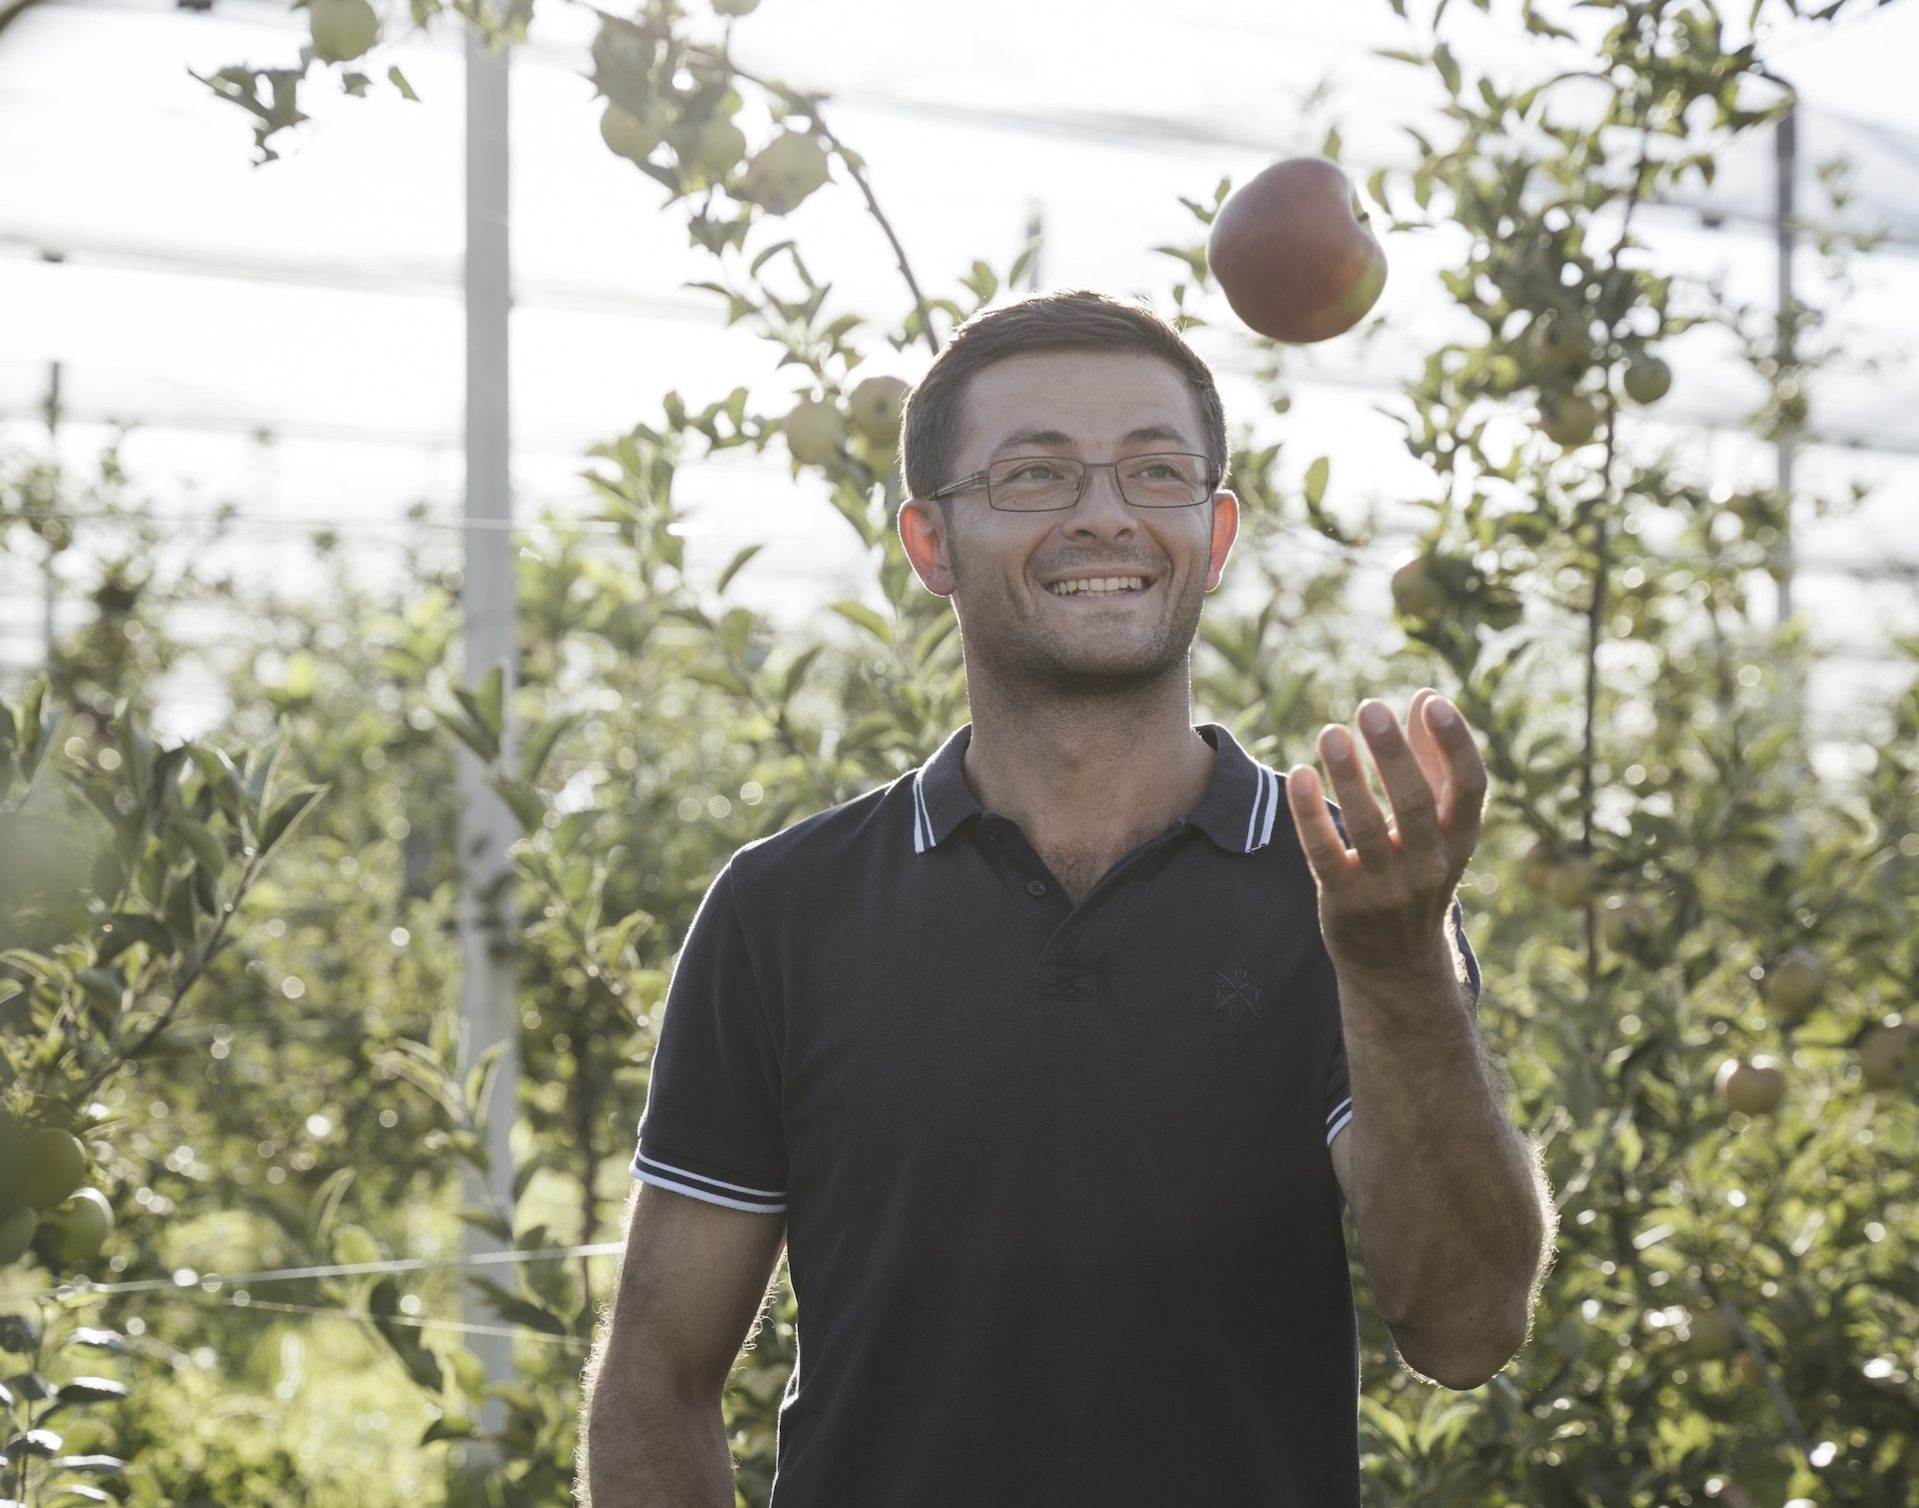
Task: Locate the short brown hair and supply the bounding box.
[900,289,1231,512]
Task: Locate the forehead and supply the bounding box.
[956,351,1205,463]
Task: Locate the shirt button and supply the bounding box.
[1026,879,1048,897]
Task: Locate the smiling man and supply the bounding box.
[580,289,1555,1507]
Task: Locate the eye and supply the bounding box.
[1007,461,1066,482]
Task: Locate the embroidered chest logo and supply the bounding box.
[1214,967,1264,1022]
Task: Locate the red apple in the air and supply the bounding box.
[1207,156,1387,344]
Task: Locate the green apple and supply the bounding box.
[309,0,381,64]
[0,1204,34,1266]
[783,399,846,467]
[1597,894,1657,952]
[1857,1023,1916,1090]
[738,131,832,215]
[42,1187,113,1265]
[1389,554,1448,619]
[690,117,747,180]
[1525,313,1591,377]
[15,1126,88,1210]
[848,375,910,446]
[1760,947,1827,1024]
[1539,391,1601,448]
[600,102,666,163]
[1678,1306,1738,1361]
[1715,1055,1786,1115]
[1623,355,1672,405]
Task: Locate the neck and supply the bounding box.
[959,667,1214,848]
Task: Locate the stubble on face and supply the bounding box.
[941,353,1220,708]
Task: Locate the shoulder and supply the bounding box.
[725,769,917,912]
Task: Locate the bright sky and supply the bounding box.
[0,0,1914,759]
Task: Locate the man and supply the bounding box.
[579,289,1554,1506]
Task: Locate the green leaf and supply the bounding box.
[241,729,285,818]
[422,1414,479,1445]
[491,778,545,832]
[187,744,246,824]
[163,872,198,950]
[48,1454,126,1473]
[307,1164,356,1250]
[1304,456,1331,507]
[164,817,225,879]
[5,1426,61,1457]
[464,1039,509,1128]
[458,1204,514,1244]
[52,1377,130,1405]
[439,709,500,765]
[780,643,824,702]
[66,1329,129,1355]
[388,65,419,101]
[716,542,765,594]
[259,785,327,859]
[467,1275,569,1336]
[522,712,579,787]
[828,599,892,646]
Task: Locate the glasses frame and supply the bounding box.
[928,452,1221,513]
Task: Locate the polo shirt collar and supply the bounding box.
[911,722,1284,856]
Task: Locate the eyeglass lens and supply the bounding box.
[986,454,1211,512]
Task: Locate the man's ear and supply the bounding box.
[1205,490,1240,592]
[898,497,957,597]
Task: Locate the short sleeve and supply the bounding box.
[629,864,788,1215]
[1323,893,1482,1153]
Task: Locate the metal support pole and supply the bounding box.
[1774,105,1797,632]
[458,15,519,1451]
[41,362,59,669]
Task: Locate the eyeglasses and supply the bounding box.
[928,452,1218,513]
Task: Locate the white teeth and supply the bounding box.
[1049,576,1147,596]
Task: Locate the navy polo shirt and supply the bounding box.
[631,720,1483,1507]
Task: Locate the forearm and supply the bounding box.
[578,1376,735,1508]
[1337,941,1550,1385]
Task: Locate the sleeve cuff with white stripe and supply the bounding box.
[629,1149,787,1214]
[1324,1095,1353,1148]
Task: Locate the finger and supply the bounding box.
[1284,762,1359,886]
[1424,694,1489,858]
[1405,688,1449,800]
[1356,699,1442,858]
[1317,722,1394,866]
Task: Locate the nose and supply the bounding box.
[1065,463,1137,540]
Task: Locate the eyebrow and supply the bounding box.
[989,424,1193,457]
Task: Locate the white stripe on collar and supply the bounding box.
[1244,765,1280,852]
[912,768,933,853]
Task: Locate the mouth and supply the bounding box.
[1043,573,1156,601]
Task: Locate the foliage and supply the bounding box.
[1,0,1914,1505]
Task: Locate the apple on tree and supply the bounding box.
[34,1186,113,1267]
[1857,1022,1915,1091]
[308,0,381,65]
[737,132,831,216]
[601,102,667,164]
[1715,1055,1787,1115]
[1207,156,1387,344]
[1759,946,1827,1024]
[848,375,910,447]
[1623,354,1672,405]
[1389,553,1450,619]
[1539,390,1601,448]
[686,116,747,183]
[1524,311,1592,379]
[783,398,846,468]
[14,1125,88,1210]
